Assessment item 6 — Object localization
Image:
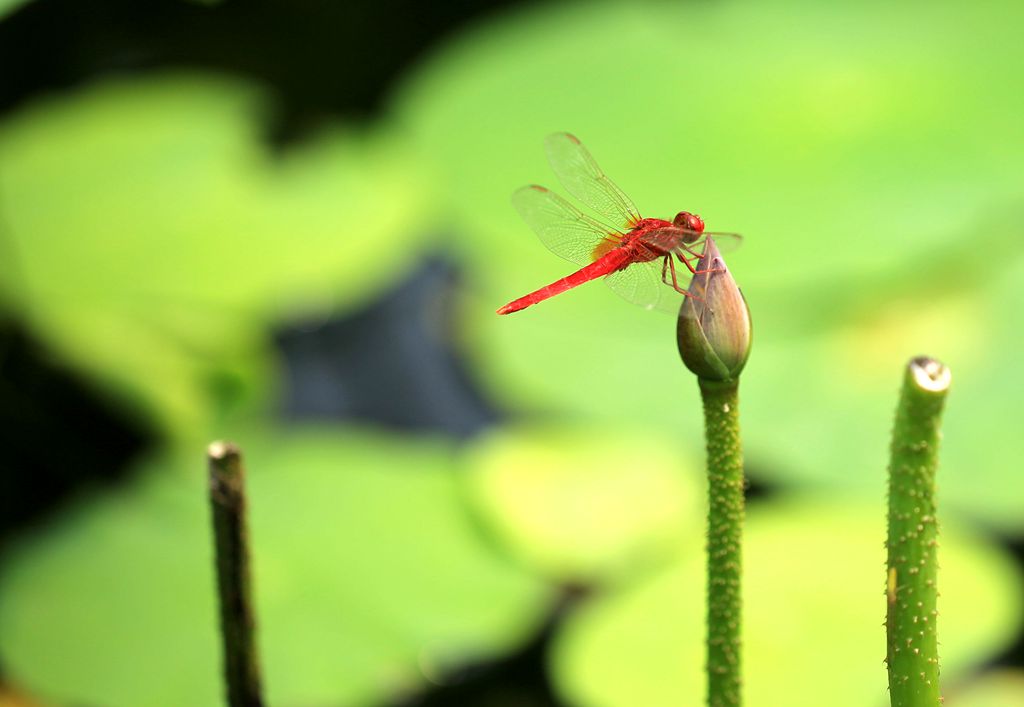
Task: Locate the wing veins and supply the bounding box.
[544,133,643,229]
[512,185,625,266]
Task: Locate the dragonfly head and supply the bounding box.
[673,211,705,233]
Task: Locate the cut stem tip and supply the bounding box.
[208,440,241,464]
[908,356,951,393]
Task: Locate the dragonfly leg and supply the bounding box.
[687,252,727,277]
[678,242,705,260]
[677,251,699,275]
[661,257,680,292]
[663,255,703,298]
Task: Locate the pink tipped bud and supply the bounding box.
[677,238,752,382]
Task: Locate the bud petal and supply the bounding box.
[677,238,752,382]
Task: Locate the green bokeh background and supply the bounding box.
[1,0,1022,705]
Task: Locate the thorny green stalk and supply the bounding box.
[208,441,265,707]
[885,357,950,707]
[699,379,744,707]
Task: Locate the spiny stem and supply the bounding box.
[208,441,265,707]
[699,378,743,707]
[886,357,950,707]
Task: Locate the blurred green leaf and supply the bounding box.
[0,429,549,707]
[393,0,1024,529]
[463,425,703,582]
[945,670,1024,706]
[551,497,1023,707]
[0,75,435,441]
[0,0,30,20]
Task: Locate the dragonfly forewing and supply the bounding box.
[511,184,625,267]
[544,133,643,229]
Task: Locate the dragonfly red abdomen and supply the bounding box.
[496,247,633,315]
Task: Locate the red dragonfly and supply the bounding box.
[497,133,738,315]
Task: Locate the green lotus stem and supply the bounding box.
[699,378,743,707]
[677,237,750,706]
[208,441,265,707]
[885,357,951,707]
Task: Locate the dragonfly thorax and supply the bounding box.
[630,217,672,232]
[673,211,705,233]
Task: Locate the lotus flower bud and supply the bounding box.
[677,238,752,383]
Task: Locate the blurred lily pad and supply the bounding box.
[946,670,1024,706]
[0,0,30,20]
[0,75,434,439]
[462,425,703,582]
[551,497,1023,707]
[395,0,1024,289]
[0,429,549,707]
[392,0,1024,529]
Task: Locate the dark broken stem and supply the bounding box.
[885,357,950,707]
[208,441,265,707]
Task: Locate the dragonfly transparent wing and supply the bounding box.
[602,247,685,314]
[511,184,625,267]
[690,232,743,255]
[647,231,742,264]
[544,133,643,229]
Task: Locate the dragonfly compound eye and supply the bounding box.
[674,211,705,233]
